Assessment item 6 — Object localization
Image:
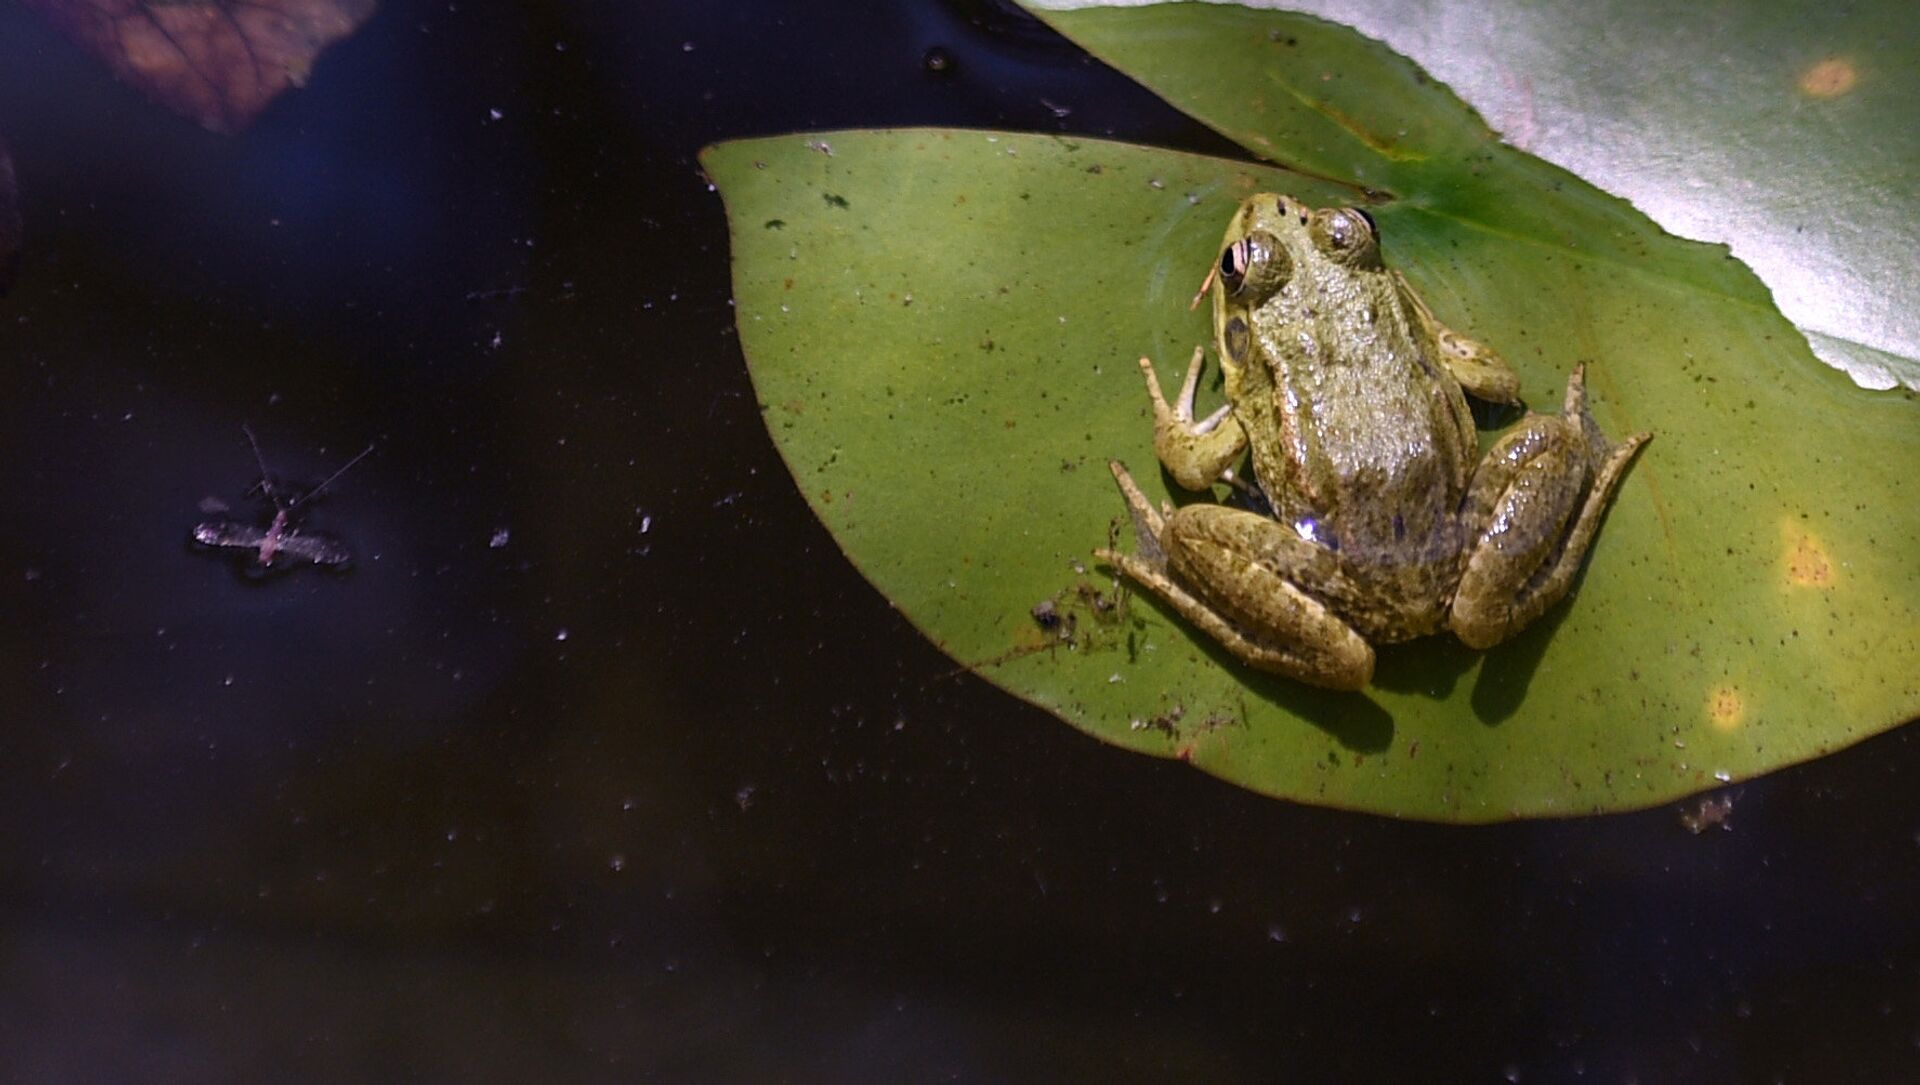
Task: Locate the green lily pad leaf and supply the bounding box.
[1025,0,1920,390]
[702,22,1918,820]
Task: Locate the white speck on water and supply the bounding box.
[487,107,503,121]
[609,854,626,872]
[555,628,570,642]
[1107,673,1123,684]
[489,527,510,548]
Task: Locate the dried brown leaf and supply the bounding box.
[24,0,377,134]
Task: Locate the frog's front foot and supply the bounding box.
[1097,460,1374,691]
[1139,347,1247,491]
[1448,366,1651,649]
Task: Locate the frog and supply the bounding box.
[1096,193,1650,691]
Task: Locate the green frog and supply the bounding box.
[1097,194,1650,691]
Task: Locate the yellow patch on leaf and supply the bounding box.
[1707,685,1746,732]
[1781,521,1834,588]
[1798,57,1859,99]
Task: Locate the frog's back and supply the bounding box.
[1248,287,1476,637]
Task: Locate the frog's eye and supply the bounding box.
[1220,230,1290,302]
[1219,242,1246,286]
[1309,207,1382,268]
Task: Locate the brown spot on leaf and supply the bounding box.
[24,0,378,133]
[1798,57,1858,98]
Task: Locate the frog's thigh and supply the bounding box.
[1447,416,1596,649]
[1158,506,1374,691]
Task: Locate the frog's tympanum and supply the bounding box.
[1098,194,1650,691]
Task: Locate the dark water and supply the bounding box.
[1,1,1915,1080]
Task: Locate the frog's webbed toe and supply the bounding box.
[1098,459,1172,571]
[1139,348,1247,491]
[1097,462,1373,691]
[1448,367,1650,649]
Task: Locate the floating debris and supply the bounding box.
[1679,793,1736,834]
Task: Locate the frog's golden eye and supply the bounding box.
[1309,207,1382,268]
[1220,230,1290,302]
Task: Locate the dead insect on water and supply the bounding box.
[192,425,374,571]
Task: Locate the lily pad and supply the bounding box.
[701,13,1919,820]
[1025,0,1920,391]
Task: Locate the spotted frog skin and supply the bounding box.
[1097,194,1650,691]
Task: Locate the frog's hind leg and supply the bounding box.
[1448,367,1651,649]
[1140,348,1248,491]
[1097,461,1373,691]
